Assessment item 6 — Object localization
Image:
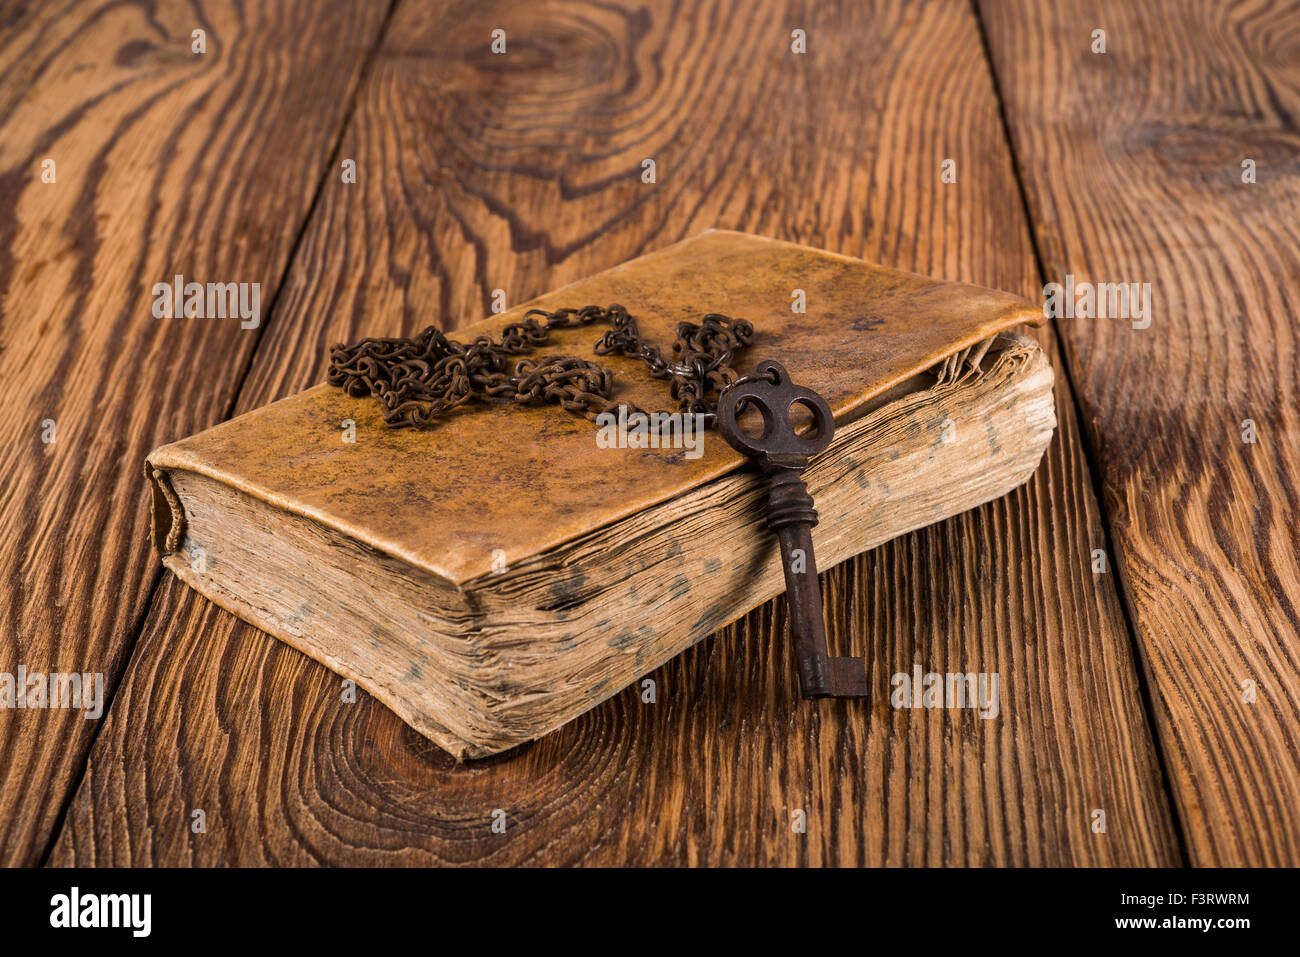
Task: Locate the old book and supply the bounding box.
[146,231,1055,758]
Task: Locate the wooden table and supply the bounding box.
[2,0,1295,866]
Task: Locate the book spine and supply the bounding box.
[144,460,186,555]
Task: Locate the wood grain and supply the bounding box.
[0,0,390,864]
[979,0,1300,865]
[50,0,1180,865]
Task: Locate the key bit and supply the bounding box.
[717,359,869,698]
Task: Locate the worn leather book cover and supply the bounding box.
[146,230,1054,757]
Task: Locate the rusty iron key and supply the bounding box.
[717,359,869,698]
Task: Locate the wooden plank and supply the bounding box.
[978,0,1300,865]
[49,0,1181,865]
[0,0,391,864]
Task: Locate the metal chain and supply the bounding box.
[326,304,754,429]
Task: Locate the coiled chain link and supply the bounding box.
[326,304,754,429]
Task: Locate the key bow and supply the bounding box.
[716,360,834,468]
